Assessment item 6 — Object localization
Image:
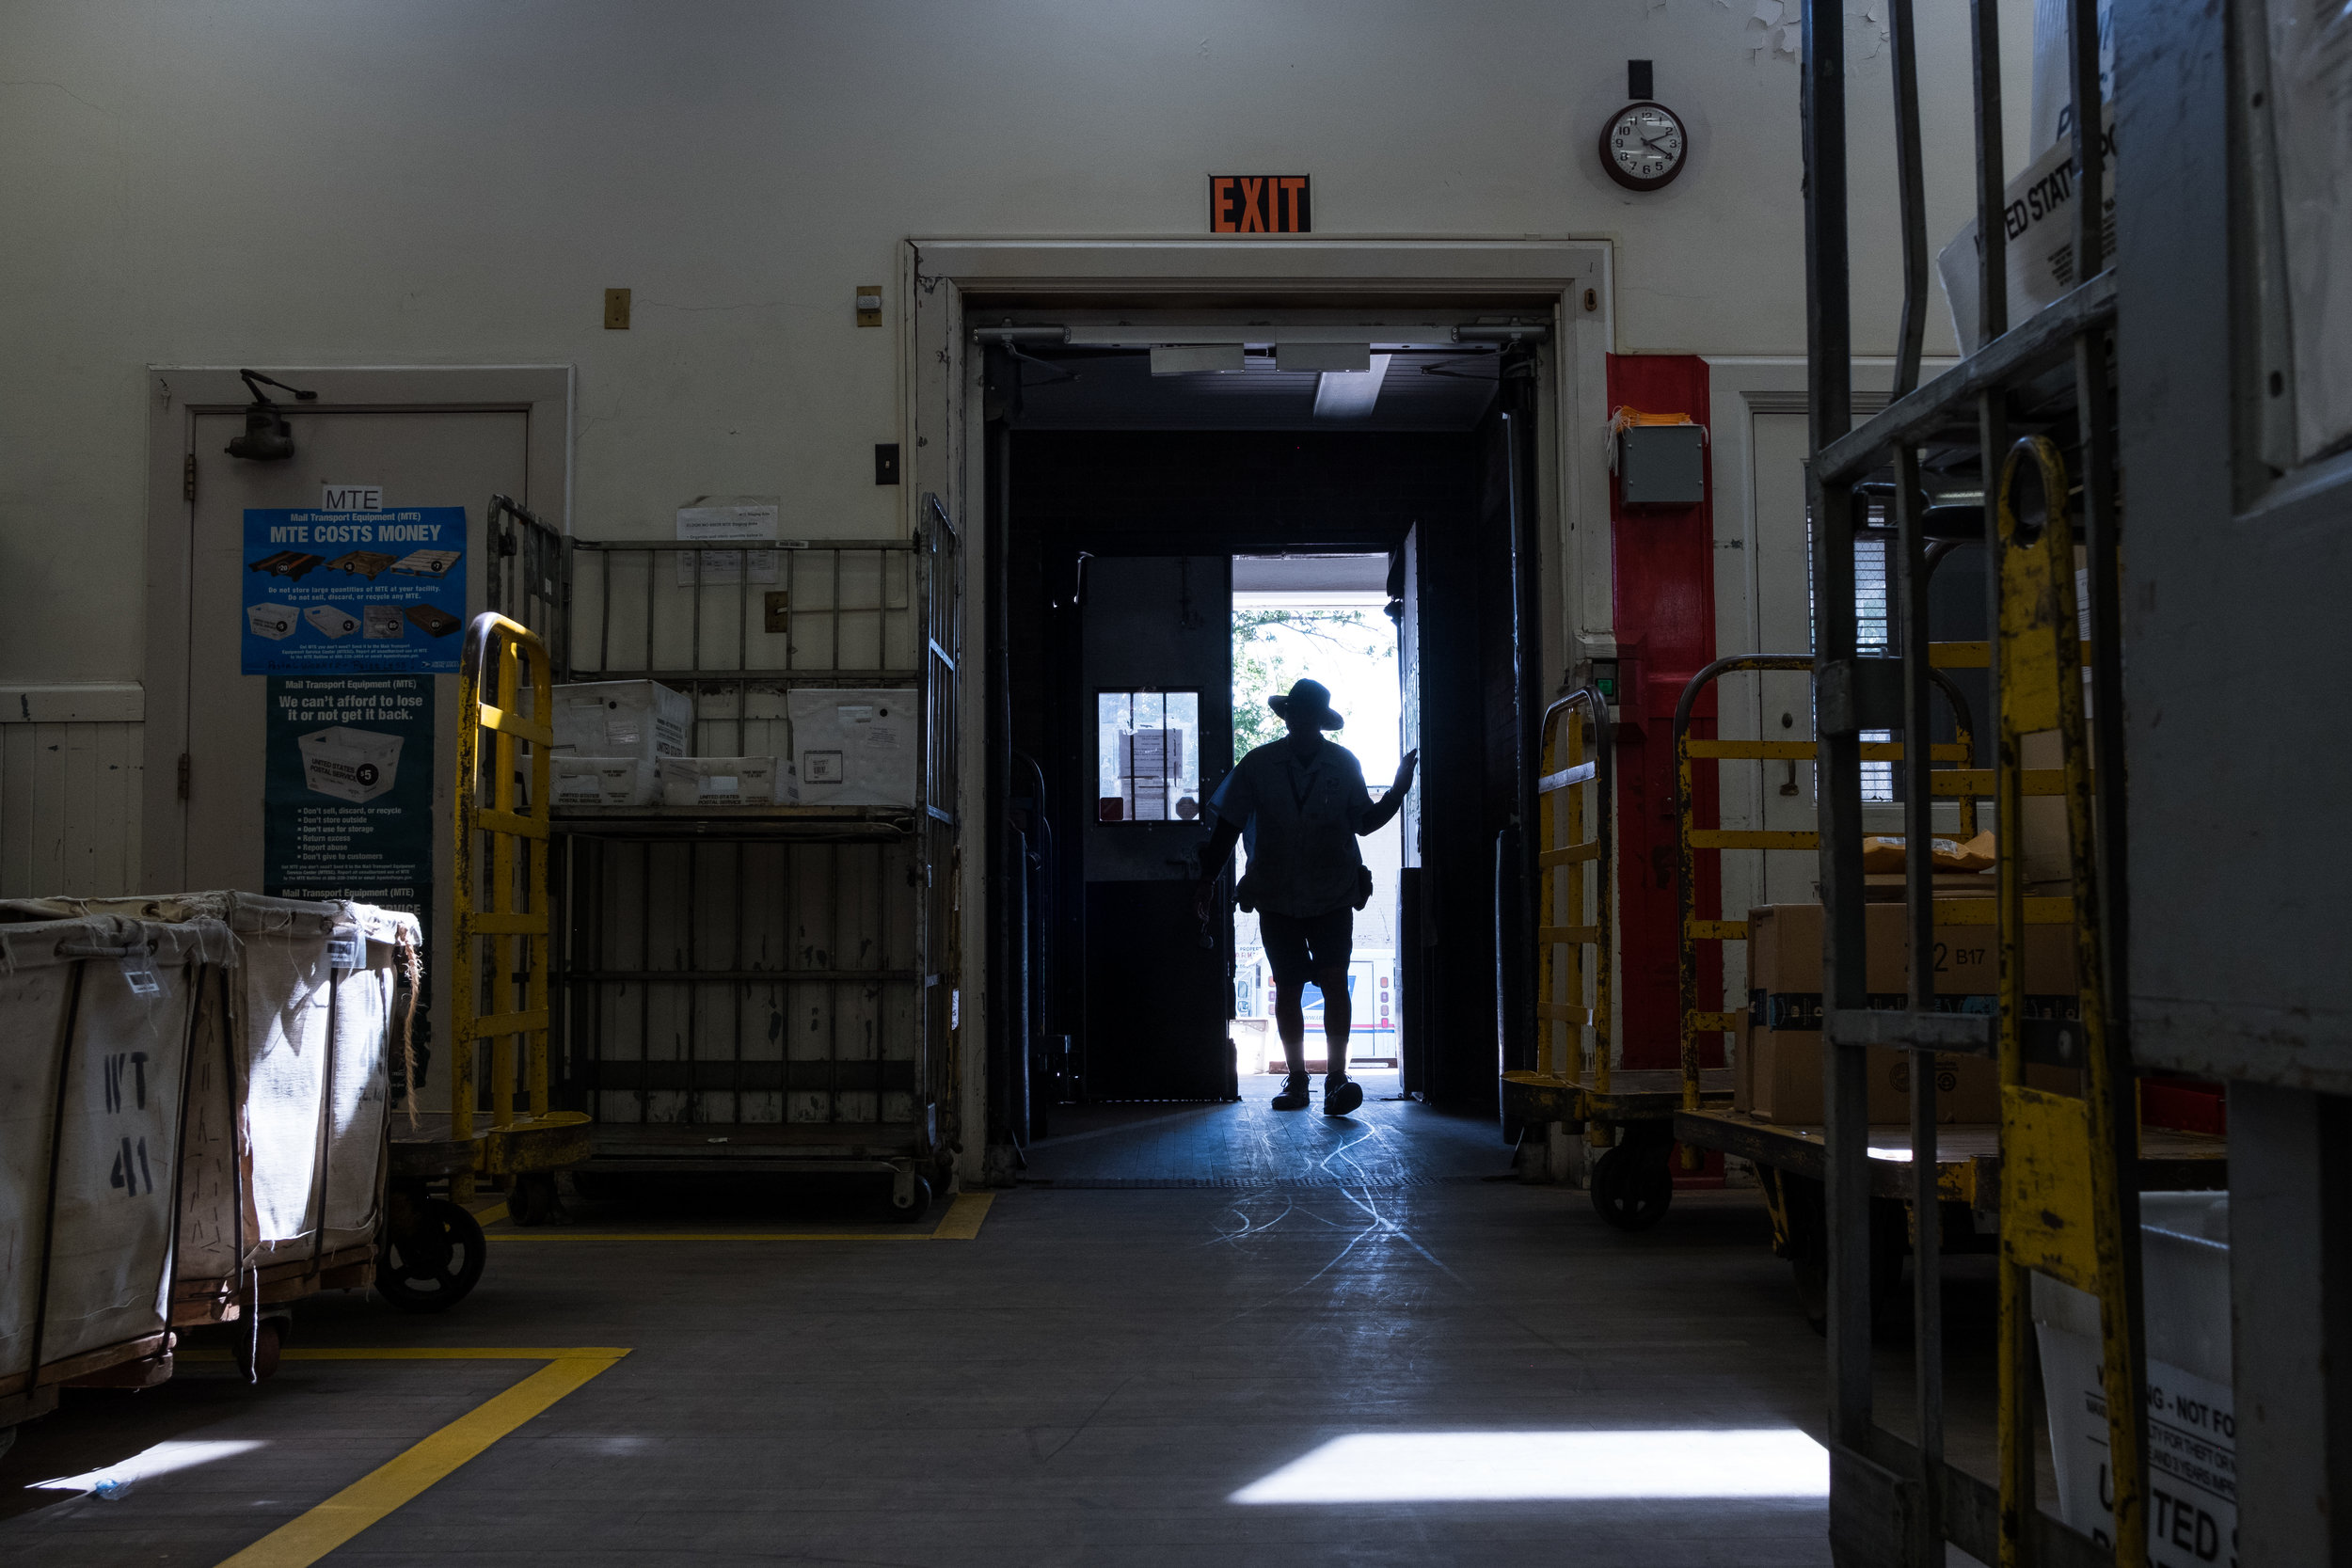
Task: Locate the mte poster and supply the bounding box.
[243,507,467,673]
[263,676,434,936]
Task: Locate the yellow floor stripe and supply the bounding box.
[274,1347,633,1360]
[469,1201,510,1226]
[930,1192,993,1239]
[212,1349,625,1568]
[490,1190,995,1243]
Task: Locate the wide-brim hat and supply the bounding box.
[1268,678,1343,731]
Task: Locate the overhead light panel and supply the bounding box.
[1452,322,1552,344]
[1150,344,1245,375]
[1276,343,1371,373]
[1312,354,1391,420]
[972,322,1070,345]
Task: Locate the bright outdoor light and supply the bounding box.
[34,1439,266,1494]
[1231,1429,1831,1504]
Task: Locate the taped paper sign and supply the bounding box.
[1937,107,2115,355]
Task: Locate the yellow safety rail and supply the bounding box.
[1671,656,2079,1125]
[1533,686,1611,1097]
[1994,436,2145,1564]
[453,612,555,1200]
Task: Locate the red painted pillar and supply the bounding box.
[1606,355,1724,1074]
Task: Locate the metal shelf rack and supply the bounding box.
[483,495,961,1210]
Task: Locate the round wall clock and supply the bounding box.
[1600,101,1689,191]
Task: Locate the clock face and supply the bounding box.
[1601,101,1687,191]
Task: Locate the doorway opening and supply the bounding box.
[1228,553,1400,1085]
[982,313,1552,1182]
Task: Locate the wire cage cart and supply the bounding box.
[485,496,962,1217]
[1758,0,2188,1563]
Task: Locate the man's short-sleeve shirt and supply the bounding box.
[1205,737,1375,918]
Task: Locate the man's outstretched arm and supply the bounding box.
[1357,749,1421,835]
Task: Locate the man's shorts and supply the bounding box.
[1258,908,1353,985]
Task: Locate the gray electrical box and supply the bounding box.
[1619,424,1707,505]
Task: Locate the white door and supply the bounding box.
[178,407,529,1048]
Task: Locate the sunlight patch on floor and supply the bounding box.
[32,1439,266,1495]
[1231,1428,1830,1504]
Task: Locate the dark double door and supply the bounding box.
[1078,556,1235,1101]
[1003,420,1536,1117]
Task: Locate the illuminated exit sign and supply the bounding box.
[1209,175,1311,233]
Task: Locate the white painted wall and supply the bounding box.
[3,0,2032,693]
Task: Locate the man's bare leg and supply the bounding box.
[1314,965,1350,1077]
[1270,978,1311,1107]
[1313,966,1363,1116]
[1272,978,1309,1080]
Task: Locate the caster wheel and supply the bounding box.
[1589,1143,1673,1231]
[235,1316,285,1382]
[508,1173,561,1227]
[376,1197,487,1313]
[885,1175,933,1224]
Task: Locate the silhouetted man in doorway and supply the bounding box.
[1196,678,1418,1116]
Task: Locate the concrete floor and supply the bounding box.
[1,1077,2009,1567]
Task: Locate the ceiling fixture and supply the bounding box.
[1452,323,1553,345]
[1276,343,1372,373]
[1150,344,1246,375]
[1312,354,1391,420]
[225,369,319,462]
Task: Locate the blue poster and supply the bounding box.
[241,507,468,673]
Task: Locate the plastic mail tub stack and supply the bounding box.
[0,911,234,1440]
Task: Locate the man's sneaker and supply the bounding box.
[1323,1077,1364,1117]
[1271,1075,1311,1111]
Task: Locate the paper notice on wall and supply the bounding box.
[675,497,782,584]
[1936,107,2116,354]
[675,499,779,542]
[675,548,780,586]
[2269,0,2352,460]
[264,675,434,954]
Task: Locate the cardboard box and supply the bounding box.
[303,603,359,640]
[1745,1028,1999,1124]
[553,680,692,760]
[298,726,403,803]
[659,756,780,806]
[785,689,916,807]
[247,602,298,641]
[552,757,659,807]
[1741,903,2079,1125]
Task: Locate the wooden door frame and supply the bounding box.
[141,365,570,888]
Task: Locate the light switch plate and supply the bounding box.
[604,288,631,330]
[856,285,882,326]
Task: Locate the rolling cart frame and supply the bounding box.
[539,500,961,1214]
[1793,0,2153,1562]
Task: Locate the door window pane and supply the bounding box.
[1097,689,1200,822]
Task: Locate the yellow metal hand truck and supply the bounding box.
[1502,683,1728,1228]
[450,611,592,1215]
